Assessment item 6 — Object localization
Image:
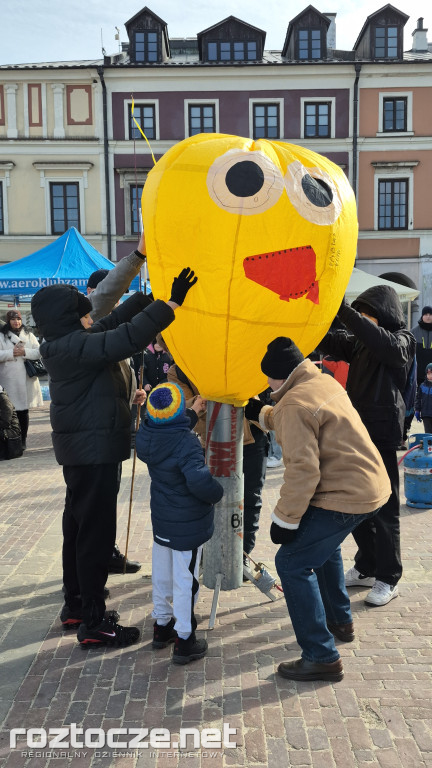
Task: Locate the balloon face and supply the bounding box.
[143,134,358,406]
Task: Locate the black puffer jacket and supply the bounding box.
[318,286,415,450]
[412,320,432,384]
[31,284,175,465]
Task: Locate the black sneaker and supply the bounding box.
[152,618,177,648]
[60,605,120,629]
[108,544,141,574]
[77,616,140,647]
[172,633,208,664]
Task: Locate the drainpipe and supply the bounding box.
[352,62,361,266]
[97,66,112,260]
[352,62,362,201]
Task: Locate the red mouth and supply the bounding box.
[243,246,319,304]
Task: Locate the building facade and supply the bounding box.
[0,4,431,314]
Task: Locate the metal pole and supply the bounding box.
[203,401,244,591]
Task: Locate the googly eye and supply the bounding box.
[284,161,342,225]
[207,149,284,215]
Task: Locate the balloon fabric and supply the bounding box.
[143,134,358,406]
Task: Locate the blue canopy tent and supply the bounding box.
[0,228,141,302]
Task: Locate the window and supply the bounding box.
[0,182,3,235]
[188,104,215,136]
[298,29,321,59]
[50,183,80,235]
[378,179,408,230]
[374,25,398,58]
[207,40,257,62]
[130,184,144,235]
[253,104,279,139]
[383,98,407,132]
[129,104,156,140]
[134,31,158,62]
[304,102,330,138]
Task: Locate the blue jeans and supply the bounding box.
[268,430,283,461]
[275,505,377,663]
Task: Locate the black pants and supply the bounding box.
[16,409,29,443]
[353,448,402,586]
[62,463,119,627]
[422,417,432,434]
[243,426,269,556]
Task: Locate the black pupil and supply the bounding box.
[301,175,333,208]
[225,161,265,198]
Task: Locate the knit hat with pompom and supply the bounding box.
[146,383,185,424]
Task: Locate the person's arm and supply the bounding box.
[179,435,224,504]
[271,403,321,530]
[89,233,147,321]
[22,332,42,361]
[317,329,354,362]
[338,302,415,368]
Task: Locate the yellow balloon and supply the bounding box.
[143,134,358,406]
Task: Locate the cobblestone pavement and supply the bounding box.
[0,406,431,768]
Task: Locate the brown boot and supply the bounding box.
[327,621,355,642]
[278,657,344,682]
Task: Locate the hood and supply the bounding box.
[351,286,405,332]
[136,414,192,463]
[31,284,84,341]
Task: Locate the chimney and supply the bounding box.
[412,17,428,52]
[324,13,336,51]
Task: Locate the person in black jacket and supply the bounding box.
[31,267,197,647]
[414,363,432,434]
[142,341,173,392]
[412,306,432,385]
[318,285,415,607]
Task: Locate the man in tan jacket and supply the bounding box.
[246,337,391,683]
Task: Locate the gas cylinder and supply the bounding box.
[403,433,432,509]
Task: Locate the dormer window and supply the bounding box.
[134,30,159,62]
[207,40,257,62]
[298,29,321,59]
[198,16,265,63]
[374,25,398,58]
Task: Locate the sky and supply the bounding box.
[1,0,430,65]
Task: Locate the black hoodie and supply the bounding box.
[318,286,415,450]
[31,284,175,465]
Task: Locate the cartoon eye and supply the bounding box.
[284,161,342,225]
[207,150,284,215]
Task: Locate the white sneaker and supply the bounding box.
[365,581,399,606]
[344,566,375,588]
[267,456,283,468]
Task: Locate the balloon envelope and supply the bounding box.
[143,134,358,406]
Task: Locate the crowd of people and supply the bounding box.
[2,233,426,682]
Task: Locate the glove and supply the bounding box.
[245,398,264,422]
[270,522,298,545]
[415,411,422,422]
[169,267,198,306]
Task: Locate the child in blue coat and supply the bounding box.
[136,382,223,664]
[414,363,432,434]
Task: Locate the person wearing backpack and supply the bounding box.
[318,286,415,606]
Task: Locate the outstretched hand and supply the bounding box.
[169,267,198,306]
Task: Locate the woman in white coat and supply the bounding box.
[0,309,43,448]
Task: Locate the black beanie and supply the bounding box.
[77,292,92,318]
[87,269,109,289]
[422,306,432,316]
[261,337,304,380]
